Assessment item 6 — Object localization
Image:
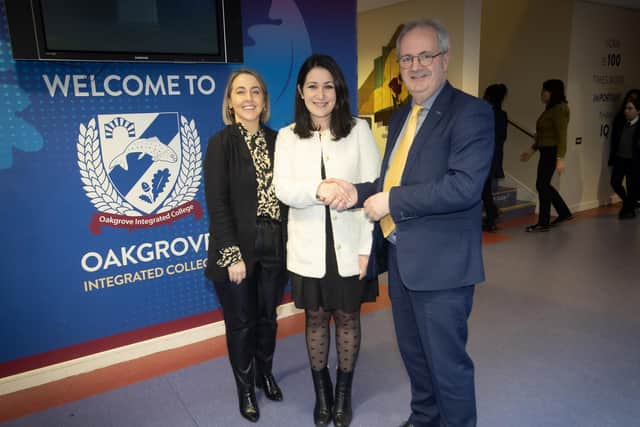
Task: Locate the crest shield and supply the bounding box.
[98,113,182,214]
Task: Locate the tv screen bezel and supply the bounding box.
[28,0,240,63]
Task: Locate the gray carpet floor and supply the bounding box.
[4,211,640,427]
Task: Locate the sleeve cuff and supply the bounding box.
[216,246,243,267]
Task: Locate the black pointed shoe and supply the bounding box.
[230,357,259,423]
[311,368,333,426]
[333,370,354,427]
[256,372,283,401]
[237,389,259,422]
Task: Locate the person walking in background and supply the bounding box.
[273,54,380,427]
[204,69,288,423]
[610,89,640,216]
[481,83,508,232]
[487,84,509,179]
[609,95,640,219]
[520,79,573,232]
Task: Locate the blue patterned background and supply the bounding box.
[0,0,356,365]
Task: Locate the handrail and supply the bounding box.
[508,119,535,139]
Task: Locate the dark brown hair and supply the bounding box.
[293,54,353,140]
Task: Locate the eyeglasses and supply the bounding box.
[397,51,445,69]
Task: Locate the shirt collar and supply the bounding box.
[629,116,639,126]
[236,122,264,139]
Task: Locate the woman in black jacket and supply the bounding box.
[609,92,640,219]
[204,69,288,422]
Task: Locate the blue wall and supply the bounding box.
[0,0,357,369]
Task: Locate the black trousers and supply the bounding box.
[481,173,498,225]
[610,156,635,212]
[214,218,287,388]
[536,147,571,225]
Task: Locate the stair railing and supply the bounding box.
[502,119,538,204]
[507,119,535,139]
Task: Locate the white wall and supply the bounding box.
[565,0,640,210]
[480,0,574,198]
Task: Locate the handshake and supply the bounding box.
[316,179,391,221]
[316,178,357,212]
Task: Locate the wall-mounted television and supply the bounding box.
[5,0,243,63]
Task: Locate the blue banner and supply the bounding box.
[0,0,357,369]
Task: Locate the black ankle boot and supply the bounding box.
[256,371,283,401]
[232,361,259,422]
[333,369,354,427]
[237,387,259,422]
[310,367,333,426]
[256,357,283,401]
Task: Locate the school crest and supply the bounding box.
[77,113,203,233]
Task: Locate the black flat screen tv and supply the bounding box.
[5,0,243,63]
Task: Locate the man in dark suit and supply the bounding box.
[334,19,493,427]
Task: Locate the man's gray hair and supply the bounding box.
[396,19,450,55]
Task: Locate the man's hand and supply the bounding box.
[363,192,390,221]
[556,158,565,175]
[228,261,246,284]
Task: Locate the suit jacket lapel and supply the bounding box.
[402,82,452,180]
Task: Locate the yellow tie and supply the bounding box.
[380,104,423,237]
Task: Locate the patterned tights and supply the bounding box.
[305,307,361,372]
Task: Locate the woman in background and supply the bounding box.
[609,93,640,219]
[274,54,380,427]
[481,83,508,232]
[204,69,288,422]
[520,79,573,232]
[609,89,640,219]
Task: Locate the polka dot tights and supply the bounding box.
[305,307,361,373]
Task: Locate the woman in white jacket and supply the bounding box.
[274,54,380,427]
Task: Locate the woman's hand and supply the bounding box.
[323,178,357,211]
[556,158,565,174]
[520,149,533,162]
[358,255,369,280]
[316,181,349,207]
[228,261,246,284]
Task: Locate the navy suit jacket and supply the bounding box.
[356,81,494,291]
